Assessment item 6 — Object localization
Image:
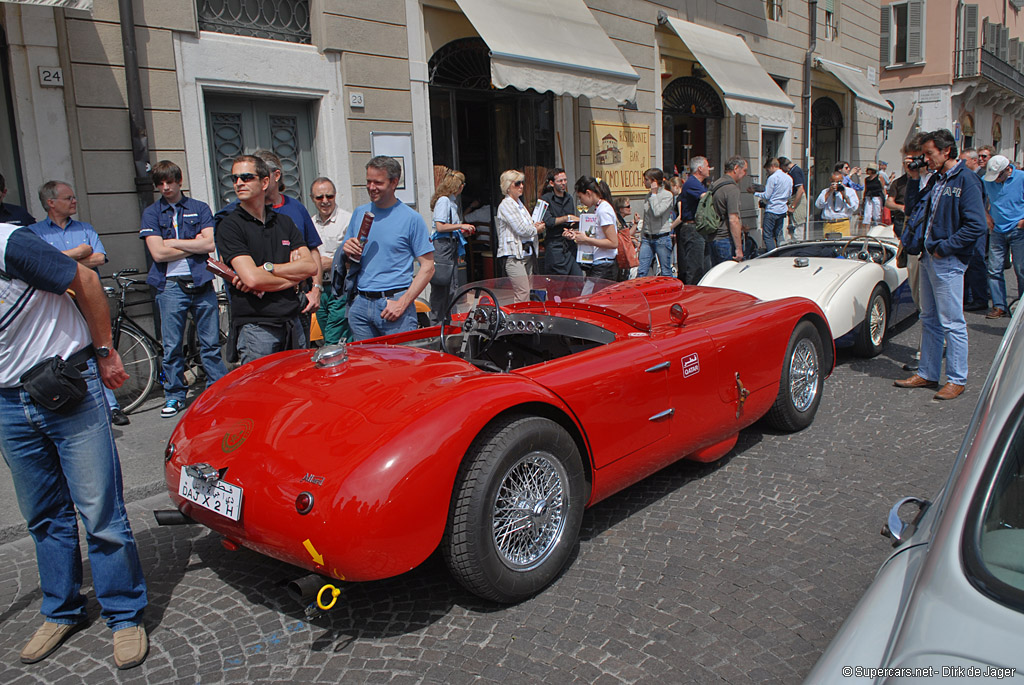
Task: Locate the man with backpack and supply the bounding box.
[698,156,748,265]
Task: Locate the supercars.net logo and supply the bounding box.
[222,418,254,453]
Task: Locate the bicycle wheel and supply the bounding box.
[114,323,158,413]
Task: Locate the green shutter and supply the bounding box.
[907,0,925,63]
[880,6,891,66]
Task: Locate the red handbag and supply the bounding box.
[616,229,639,268]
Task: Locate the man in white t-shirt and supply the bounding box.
[310,176,353,344]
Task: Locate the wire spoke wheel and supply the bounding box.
[789,337,820,413]
[491,452,567,570]
[113,324,158,413]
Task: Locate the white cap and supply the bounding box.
[984,154,1011,182]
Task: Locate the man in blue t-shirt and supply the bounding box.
[341,156,434,341]
[982,155,1024,319]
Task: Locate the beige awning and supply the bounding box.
[815,58,894,117]
[454,0,639,103]
[1,0,92,10]
[661,17,794,123]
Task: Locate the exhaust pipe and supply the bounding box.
[286,574,327,603]
[153,510,196,526]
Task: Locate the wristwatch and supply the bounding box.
[262,262,275,273]
[96,346,111,358]
[312,283,324,291]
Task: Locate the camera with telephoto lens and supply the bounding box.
[907,154,927,170]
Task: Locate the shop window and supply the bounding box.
[767,0,783,22]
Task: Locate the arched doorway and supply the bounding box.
[661,76,723,175]
[811,96,844,195]
[429,37,555,280]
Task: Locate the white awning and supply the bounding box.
[454,0,639,103]
[661,17,794,123]
[815,58,894,117]
[1,0,91,10]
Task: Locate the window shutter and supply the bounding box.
[983,18,994,54]
[824,0,834,12]
[1010,37,1019,67]
[1018,42,1024,72]
[880,6,891,66]
[907,0,925,63]
[1000,25,1010,62]
[964,5,979,75]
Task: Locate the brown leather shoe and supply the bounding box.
[20,620,85,664]
[113,625,148,670]
[934,383,966,400]
[986,307,1008,319]
[894,374,938,389]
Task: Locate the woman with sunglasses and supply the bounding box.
[567,176,619,281]
[495,170,544,302]
[429,169,475,322]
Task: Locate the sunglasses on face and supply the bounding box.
[231,173,259,183]
[513,180,524,187]
[313,194,335,201]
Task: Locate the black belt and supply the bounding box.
[67,345,96,370]
[645,232,671,238]
[167,276,194,284]
[358,288,405,300]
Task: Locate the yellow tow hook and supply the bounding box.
[316,583,341,611]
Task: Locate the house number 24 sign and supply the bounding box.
[38,67,64,88]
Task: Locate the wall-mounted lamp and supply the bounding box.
[619,98,638,111]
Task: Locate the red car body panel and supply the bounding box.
[164,277,833,583]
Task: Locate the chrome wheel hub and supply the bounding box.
[492,452,567,570]
[869,298,886,346]
[789,338,820,412]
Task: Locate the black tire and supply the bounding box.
[766,320,824,432]
[853,284,889,357]
[113,323,158,413]
[444,415,586,603]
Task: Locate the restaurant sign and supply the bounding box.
[591,122,649,195]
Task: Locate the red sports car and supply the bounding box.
[162,276,833,603]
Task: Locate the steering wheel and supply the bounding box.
[440,285,506,357]
[841,235,888,264]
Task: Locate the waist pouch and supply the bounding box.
[19,354,89,413]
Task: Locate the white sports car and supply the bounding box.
[699,229,916,357]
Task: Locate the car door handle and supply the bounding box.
[648,409,674,421]
[645,361,670,373]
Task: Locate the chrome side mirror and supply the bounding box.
[881,496,930,545]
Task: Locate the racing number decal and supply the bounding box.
[222,418,254,453]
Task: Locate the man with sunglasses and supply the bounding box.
[309,176,352,343]
[214,156,318,363]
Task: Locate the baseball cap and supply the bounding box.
[984,155,1011,181]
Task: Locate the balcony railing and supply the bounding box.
[197,0,311,45]
[954,47,1024,99]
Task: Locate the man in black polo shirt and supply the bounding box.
[214,155,318,363]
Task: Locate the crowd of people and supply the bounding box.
[1,126,1021,671]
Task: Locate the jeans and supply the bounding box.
[156,282,228,403]
[638,233,673,277]
[675,223,706,284]
[762,211,786,252]
[987,228,1024,309]
[348,291,418,341]
[237,317,306,364]
[919,253,969,385]
[0,359,147,630]
[710,238,736,266]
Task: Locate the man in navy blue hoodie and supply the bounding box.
[895,129,987,400]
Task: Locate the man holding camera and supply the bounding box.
[814,172,859,236]
[894,129,986,401]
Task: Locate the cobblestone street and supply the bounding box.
[0,311,1010,684]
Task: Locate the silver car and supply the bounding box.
[807,307,1024,682]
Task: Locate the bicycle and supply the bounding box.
[105,269,230,413]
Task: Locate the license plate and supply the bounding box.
[178,468,243,521]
